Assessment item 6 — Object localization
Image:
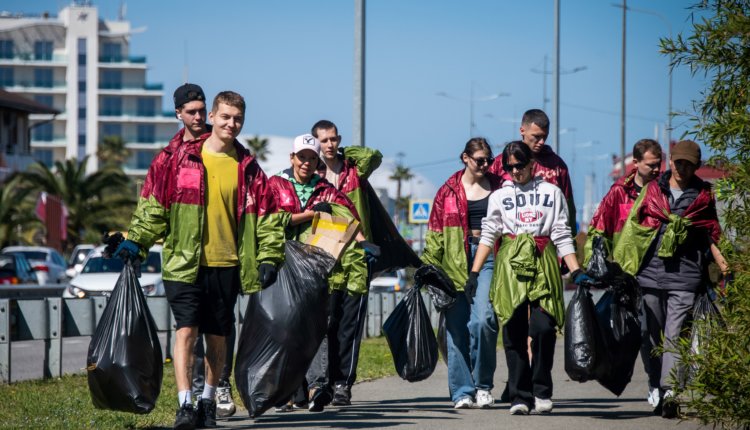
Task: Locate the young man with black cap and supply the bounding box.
[116,90,268,429]
[613,139,728,419]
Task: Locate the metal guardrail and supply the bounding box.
[0,291,437,384]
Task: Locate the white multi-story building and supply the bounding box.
[0,2,177,176]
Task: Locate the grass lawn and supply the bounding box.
[0,336,396,429]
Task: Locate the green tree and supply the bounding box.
[0,175,40,248]
[17,158,136,251]
[389,163,413,221]
[245,135,269,161]
[660,1,750,427]
[97,135,131,168]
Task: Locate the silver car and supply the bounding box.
[1,246,68,284]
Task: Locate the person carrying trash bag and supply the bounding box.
[116,91,269,430]
[251,133,377,413]
[612,140,728,419]
[417,137,503,409]
[87,250,163,414]
[469,141,592,415]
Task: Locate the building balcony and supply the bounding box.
[98,111,177,124]
[124,141,170,150]
[98,55,146,65]
[0,54,67,67]
[30,138,67,148]
[3,82,67,94]
[29,112,67,121]
[97,83,163,95]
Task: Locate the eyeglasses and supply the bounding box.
[503,162,530,172]
[468,156,494,167]
[319,136,341,144]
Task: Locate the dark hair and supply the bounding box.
[521,109,550,130]
[632,138,662,161]
[502,140,534,169]
[311,119,338,138]
[212,91,246,115]
[460,137,493,162]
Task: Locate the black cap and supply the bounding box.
[173,83,205,109]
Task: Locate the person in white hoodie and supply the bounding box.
[468,141,591,415]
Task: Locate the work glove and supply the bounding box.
[115,240,141,263]
[359,240,381,264]
[312,202,333,214]
[259,263,277,289]
[464,271,479,305]
[571,269,594,286]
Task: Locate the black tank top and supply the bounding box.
[467,195,489,230]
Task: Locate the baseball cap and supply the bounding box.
[292,134,320,155]
[671,140,701,165]
[173,83,205,109]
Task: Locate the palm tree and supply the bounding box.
[16,157,136,250]
[389,164,414,222]
[245,135,270,161]
[0,175,40,248]
[98,135,131,168]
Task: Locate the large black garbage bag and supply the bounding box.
[234,241,335,418]
[587,236,610,280]
[383,286,439,382]
[680,289,722,386]
[593,272,642,396]
[365,184,422,275]
[564,283,604,382]
[414,264,457,312]
[87,260,163,413]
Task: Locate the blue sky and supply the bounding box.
[5,0,709,218]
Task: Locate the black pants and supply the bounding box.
[503,300,557,407]
[328,289,369,387]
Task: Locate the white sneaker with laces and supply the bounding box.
[454,397,474,409]
[215,385,236,417]
[647,387,660,408]
[510,403,530,415]
[534,397,553,413]
[475,390,494,408]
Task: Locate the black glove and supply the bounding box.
[259,263,277,289]
[464,272,479,305]
[312,202,333,214]
[360,240,381,264]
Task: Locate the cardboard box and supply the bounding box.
[305,212,360,262]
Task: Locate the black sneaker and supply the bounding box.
[331,384,352,406]
[308,388,332,412]
[174,403,196,430]
[195,398,217,428]
[661,391,679,419]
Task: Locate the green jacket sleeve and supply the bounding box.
[256,211,290,267]
[343,146,383,180]
[127,195,169,260]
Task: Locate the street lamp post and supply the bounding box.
[436,82,510,137]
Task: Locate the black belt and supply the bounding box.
[468,236,481,244]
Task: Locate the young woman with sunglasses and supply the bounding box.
[419,137,504,409]
[468,141,591,415]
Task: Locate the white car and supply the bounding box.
[370,269,408,293]
[64,244,164,298]
[66,244,95,278]
[1,246,68,284]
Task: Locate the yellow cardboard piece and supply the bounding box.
[305,212,360,262]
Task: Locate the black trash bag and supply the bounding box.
[234,241,335,418]
[564,283,605,382]
[365,184,422,275]
[87,260,163,413]
[593,271,642,396]
[680,289,722,386]
[414,264,457,312]
[587,235,610,280]
[382,286,439,382]
[437,312,448,364]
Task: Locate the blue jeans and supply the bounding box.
[444,243,498,402]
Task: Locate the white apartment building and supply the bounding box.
[0,2,177,176]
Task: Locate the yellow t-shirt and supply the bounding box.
[200,145,239,267]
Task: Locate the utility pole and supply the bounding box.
[620,0,627,177]
[353,0,365,147]
[553,0,560,154]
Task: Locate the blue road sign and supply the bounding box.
[409,199,432,224]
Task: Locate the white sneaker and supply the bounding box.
[215,384,236,417]
[475,389,494,408]
[510,403,530,415]
[647,387,660,408]
[454,397,474,409]
[534,397,553,413]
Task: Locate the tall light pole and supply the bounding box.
[436,82,510,137]
[620,0,627,178]
[353,0,365,147]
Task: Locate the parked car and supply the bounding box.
[64,244,164,298]
[370,269,408,293]
[65,244,95,278]
[0,252,39,285]
[1,246,68,284]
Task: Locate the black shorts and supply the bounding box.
[164,266,240,336]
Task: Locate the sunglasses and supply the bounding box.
[503,161,530,172]
[468,156,494,167]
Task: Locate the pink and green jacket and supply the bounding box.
[256,174,368,294]
[127,129,268,291]
[612,176,721,276]
[421,170,503,290]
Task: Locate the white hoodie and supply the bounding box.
[479,177,575,257]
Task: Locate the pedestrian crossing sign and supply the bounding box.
[409,199,432,224]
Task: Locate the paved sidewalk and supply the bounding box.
[216,339,705,429]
